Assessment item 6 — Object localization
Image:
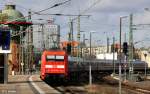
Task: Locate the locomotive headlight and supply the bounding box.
[45,65,53,68]
[57,65,64,68]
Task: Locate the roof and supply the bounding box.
[0,21,32,25]
[1,5,25,22]
[0,5,32,32]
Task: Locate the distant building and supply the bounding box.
[96,53,117,60]
[84,43,120,56]
[45,24,60,49]
[81,46,111,58]
[141,50,150,67]
[33,24,60,50]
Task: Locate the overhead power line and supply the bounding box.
[35,13,91,17]
[72,0,102,21]
[35,0,71,14]
[4,0,71,22]
[34,0,101,20]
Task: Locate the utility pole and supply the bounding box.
[124,32,127,42]
[4,54,8,84]
[82,33,85,58]
[19,27,21,74]
[144,53,147,78]
[77,16,80,62]
[20,26,24,75]
[69,18,73,56]
[129,14,133,80]
[119,17,122,94]
[107,37,109,53]
[89,31,96,86]
[113,36,115,75]
[69,19,74,43]
[27,9,33,74]
[41,24,45,50]
[118,16,128,94]
[71,21,74,55]
[89,31,92,86]
[76,15,90,60]
[26,24,29,74]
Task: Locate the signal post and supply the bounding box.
[0,28,11,84]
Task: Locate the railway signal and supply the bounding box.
[0,28,11,84]
[0,29,11,51]
[123,42,128,55]
[67,43,71,54]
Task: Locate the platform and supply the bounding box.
[0,75,61,94]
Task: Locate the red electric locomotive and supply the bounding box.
[40,50,148,82]
[40,50,68,80]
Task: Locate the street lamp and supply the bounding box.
[119,16,128,94]
[112,36,115,75]
[89,31,97,86]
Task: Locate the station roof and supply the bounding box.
[0,5,32,26]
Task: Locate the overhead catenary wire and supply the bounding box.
[36,0,102,38]
[3,0,71,23]
[9,0,101,41]
[1,0,71,37]
[35,0,71,14]
[33,0,101,22]
[72,0,102,21]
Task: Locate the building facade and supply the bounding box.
[33,24,60,50]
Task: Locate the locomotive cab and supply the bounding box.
[40,50,68,80]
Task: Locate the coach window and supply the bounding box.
[46,55,55,61]
[55,56,64,61]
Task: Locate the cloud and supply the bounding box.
[90,0,150,13]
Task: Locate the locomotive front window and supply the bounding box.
[46,55,55,61]
[46,55,64,61]
[55,56,64,61]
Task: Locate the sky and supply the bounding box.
[1,0,150,48]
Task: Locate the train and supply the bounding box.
[40,50,148,81]
[40,50,68,80]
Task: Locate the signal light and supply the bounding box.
[123,42,128,55]
[0,30,10,50]
[67,43,71,54]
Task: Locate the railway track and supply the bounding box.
[123,83,150,94]
[45,77,88,94]
[54,86,87,94]
[103,76,150,94]
[46,75,150,94]
[57,85,150,94]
